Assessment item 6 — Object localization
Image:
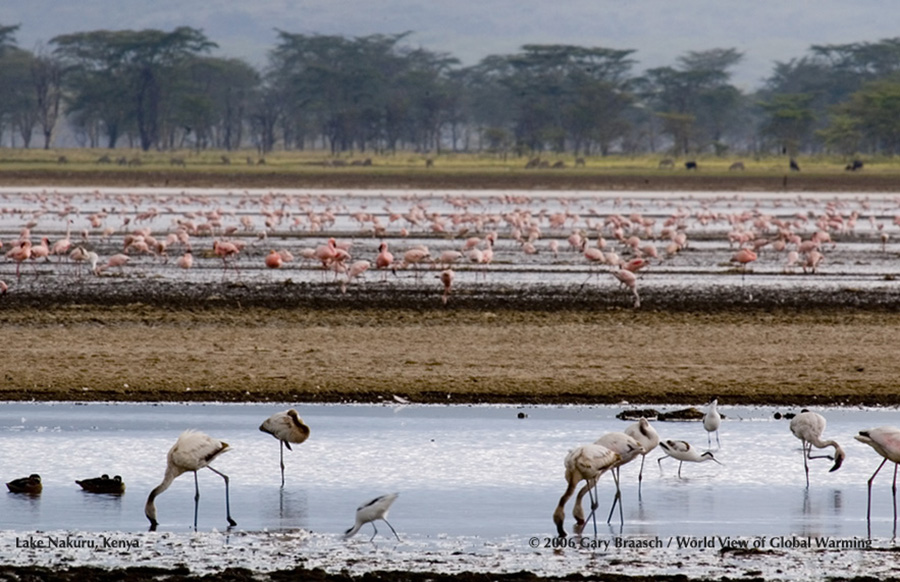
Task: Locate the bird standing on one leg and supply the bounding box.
[145,430,237,531]
[624,417,659,496]
[789,410,845,488]
[259,409,311,487]
[344,493,401,541]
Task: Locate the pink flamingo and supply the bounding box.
[7,241,32,282]
[440,268,454,304]
[613,268,640,308]
[341,260,370,293]
[213,240,241,279]
[375,242,395,280]
[264,249,283,269]
[790,411,845,488]
[730,248,757,282]
[177,250,193,270]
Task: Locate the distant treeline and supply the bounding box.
[2,23,900,157]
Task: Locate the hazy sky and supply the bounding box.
[4,0,900,90]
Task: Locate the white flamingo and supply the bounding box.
[344,493,400,541]
[144,430,237,531]
[789,410,845,488]
[259,409,311,487]
[624,417,660,494]
[553,443,620,537]
[591,432,644,525]
[855,426,900,536]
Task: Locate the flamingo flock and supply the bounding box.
[0,189,898,307]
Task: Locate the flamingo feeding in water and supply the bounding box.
[144,430,237,531]
[259,409,311,487]
[553,443,620,537]
[789,410,845,488]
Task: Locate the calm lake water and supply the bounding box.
[2,401,899,540]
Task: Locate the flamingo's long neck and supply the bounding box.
[144,466,182,524]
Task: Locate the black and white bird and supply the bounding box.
[344,493,401,541]
[658,439,722,478]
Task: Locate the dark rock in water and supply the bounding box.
[616,408,660,421]
[658,407,705,422]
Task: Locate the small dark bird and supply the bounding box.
[7,474,42,494]
[76,474,125,494]
[790,158,800,172]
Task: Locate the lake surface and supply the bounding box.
[2,401,899,538]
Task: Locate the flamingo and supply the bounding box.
[6,474,41,494]
[375,242,395,280]
[658,440,722,478]
[590,432,644,525]
[259,409,311,487]
[703,398,721,448]
[144,430,237,531]
[76,474,125,494]
[624,417,660,494]
[401,247,432,280]
[440,268,454,304]
[855,427,900,536]
[177,250,193,270]
[264,249,283,269]
[613,268,641,308]
[51,219,73,259]
[7,240,32,282]
[341,259,370,293]
[344,493,400,541]
[213,240,241,279]
[789,410,845,488]
[553,443,620,537]
[730,248,757,282]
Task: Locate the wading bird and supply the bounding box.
[591,432,644,525]
[624,417,660,494]
[703,399,722,449]
[855,427,900,536]
[145,430,237,531]
[553,443,620,537]
[658,440,722,478]
[76,474,125,494]
[6,474,41,494]
[259,409,311,487]
[344,493,400,541]
[789,410,845,488]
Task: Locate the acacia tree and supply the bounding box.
[30,47,64,149]
[640,48,744,155]
[52,27,217,150]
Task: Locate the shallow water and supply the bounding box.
[2,401,899,538]
[2,187,899,298]
[3,401,899,579]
